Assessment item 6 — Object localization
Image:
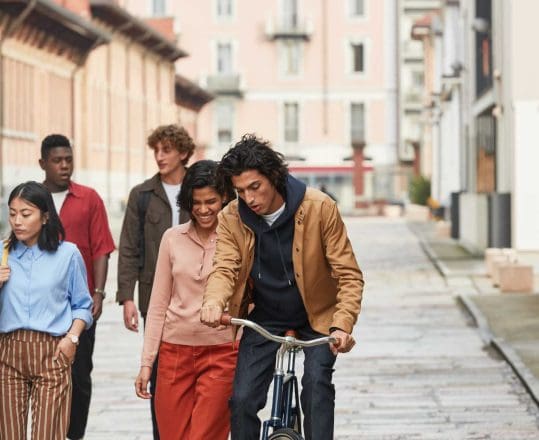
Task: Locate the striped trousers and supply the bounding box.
[0,330,72,440]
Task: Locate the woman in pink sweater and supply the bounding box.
[134,160,238,440]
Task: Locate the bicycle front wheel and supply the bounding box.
[268,428,303,440]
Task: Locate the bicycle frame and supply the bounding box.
[220,315,336,440]
[262,342,302,439]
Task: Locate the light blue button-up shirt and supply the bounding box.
[0,241,93,336]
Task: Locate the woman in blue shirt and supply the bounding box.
[0,181,93,440]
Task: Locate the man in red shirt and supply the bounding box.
[39,134,115,440]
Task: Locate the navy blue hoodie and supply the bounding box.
[238,174,308,328]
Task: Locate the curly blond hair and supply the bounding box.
[147,124,195,165]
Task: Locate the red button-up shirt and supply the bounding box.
[59,181,115,295]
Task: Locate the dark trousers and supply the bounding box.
[229,323,336,440]
[143,316,160,440]
[67,322,96,440]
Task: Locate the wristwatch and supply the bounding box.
[94,287,106,299]
[66,333,79,345]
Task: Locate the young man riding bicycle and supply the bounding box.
[200,134,364,440]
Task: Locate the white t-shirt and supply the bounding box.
[162,182,182,226]
[262,203,286,226]
[51,189,69,215]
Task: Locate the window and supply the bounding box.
[216,0,233,18]
[282,41,301,76]
[350,103,365,144]
[282,0,298,29]
[349,0,364,17]
[217,43,232,74]
[216,101,234,144]
[411,71,424,88]
[284,102,299,142]
[351,42,364,73]
[152,0,166,16]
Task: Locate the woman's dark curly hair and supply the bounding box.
[147,124,195,165]
[8,181,65,251]
[177,160,236,217]
[217,134,288,196]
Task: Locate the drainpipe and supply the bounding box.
[321,0,328,135]
[141,52,147,177]
[106,42,112,208]
[0,0,37,215]
[124,42,131,206]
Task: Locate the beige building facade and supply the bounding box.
[0,0,208,218]
[122,0,399,211]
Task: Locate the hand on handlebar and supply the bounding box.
[329,329,356,355]
[200,304,224,328]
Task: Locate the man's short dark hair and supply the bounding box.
[147,124,196,166]
[41,134,71,159]
[218,134,288,196]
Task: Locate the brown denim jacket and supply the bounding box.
[116,173,189,316]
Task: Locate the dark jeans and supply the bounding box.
[229,323,336,440]
[143,316,160,440]
[67,322,96,440]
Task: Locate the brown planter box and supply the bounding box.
[498,263,534,293]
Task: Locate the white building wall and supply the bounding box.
[439,93,461,207]
[512,101,539,250]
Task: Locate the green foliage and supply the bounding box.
[409,175,431,206]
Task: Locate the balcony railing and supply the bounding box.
[265,17,313,40]
[204,74,243,97]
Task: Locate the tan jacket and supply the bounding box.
[203,188,364,336]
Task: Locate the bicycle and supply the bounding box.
[220,314,338,440]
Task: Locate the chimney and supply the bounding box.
[52,0,91,18]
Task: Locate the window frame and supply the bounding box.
[283,101,300,143]
[214,100,235,146]
[279,40,302,78]
[215,0,235,21]
[347,0,366,19]
[151,0,166,16]
[346,38,368,76]
[350,102,366,145]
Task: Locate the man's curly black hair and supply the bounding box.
[217,134,288,196]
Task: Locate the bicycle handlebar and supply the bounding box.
[220,313,339,348]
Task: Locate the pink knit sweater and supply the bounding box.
[141,222,232,367]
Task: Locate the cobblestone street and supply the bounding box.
[86,217,539,439]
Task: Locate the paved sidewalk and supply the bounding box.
[81,216,539,438]
[409,220,539,405]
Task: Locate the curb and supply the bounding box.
[419,239,450,277]
[458,294,539,407]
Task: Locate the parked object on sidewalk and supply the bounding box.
[408,175,431,206]
[435,220,451,238]
[405,203,430,222]
[498,263,534,293]
[383,204,403,218]
[485,247,517,277]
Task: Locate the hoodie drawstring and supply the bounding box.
[257,235,262,280]
[274,229,293,286]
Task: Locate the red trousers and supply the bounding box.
[155,341,238,440]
